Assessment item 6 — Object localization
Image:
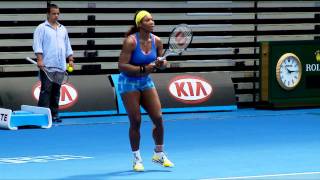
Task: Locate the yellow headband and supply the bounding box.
[135,10,151,26]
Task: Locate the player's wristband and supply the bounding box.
[139,65,146,73]
[142,66,146,73]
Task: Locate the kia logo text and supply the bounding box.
[33,82,78,109]
[168,75,213,104]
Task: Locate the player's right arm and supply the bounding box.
[35,53,44,69]
[119,36,154,76]
[33,25,45,69]
[118,36,156,76]
[118,36,139,76]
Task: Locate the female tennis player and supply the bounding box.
[118,10,174,171]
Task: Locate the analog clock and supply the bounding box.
[276,53,302,90]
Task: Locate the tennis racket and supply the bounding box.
[159,23,193,61]
[25,57,69,85]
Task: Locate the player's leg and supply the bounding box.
[141,88,174,167]
[50,82,61,122]
[38,70,52,109]
[121,91,144,171]
[121,91,142,151]
[141,88,163,145]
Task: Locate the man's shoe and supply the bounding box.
[52,117,62,123]
[152,152,174,167]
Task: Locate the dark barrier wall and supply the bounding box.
[0,72,236,116]
[0,75,117,115]
[111,72,237,114]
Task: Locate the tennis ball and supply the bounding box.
[67,64,73,72]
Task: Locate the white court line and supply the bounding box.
[0,155,93,164]
[201,171,320,180]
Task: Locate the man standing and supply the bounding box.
[33,4,74,123]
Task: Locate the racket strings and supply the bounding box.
[62,73,69,84]
[43,70,55,82]
[57,72,69,85]
[169,30,192,52]
[161,24,193,59]
[44,69,68,85]
[26,57,69,85]
[171,27,192,42]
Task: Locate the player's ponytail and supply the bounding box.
[125,25,138,37]
[125,11,141,37]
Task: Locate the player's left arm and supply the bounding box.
[67,55,74,69]
[65,27,74,68]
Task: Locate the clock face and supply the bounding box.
[276,53,302,90]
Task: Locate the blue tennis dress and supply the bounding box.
[118,33,157,94]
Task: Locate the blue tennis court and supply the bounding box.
[1,108,320,179]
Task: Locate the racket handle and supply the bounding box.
[25,57,37,64]
[159,56,167,61]
[159,52,175,61]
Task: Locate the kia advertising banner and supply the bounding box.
[1,72,236,116]
[0,75,117,116]
[111,72,237,114]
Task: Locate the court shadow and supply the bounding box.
[59,169,172,179]
[17,125,46,130]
